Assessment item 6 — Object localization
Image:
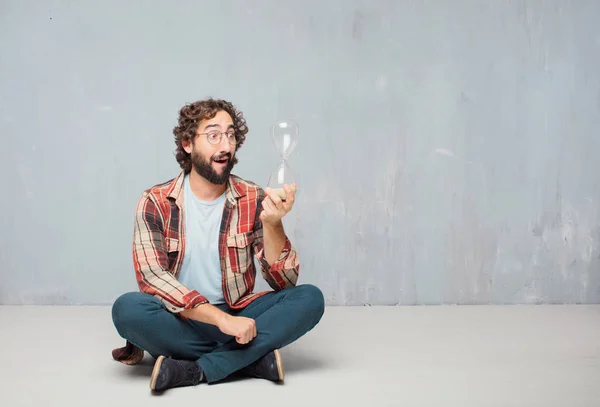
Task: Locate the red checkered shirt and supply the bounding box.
[112,171,300,364]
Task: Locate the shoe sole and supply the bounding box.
[274,349,284,381]
[150,355,166,390]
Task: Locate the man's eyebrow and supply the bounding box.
[203,123,234,131]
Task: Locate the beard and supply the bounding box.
[190,149,235,185]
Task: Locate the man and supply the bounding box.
[111,99,324,392]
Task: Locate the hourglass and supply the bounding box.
[267,120,299,200]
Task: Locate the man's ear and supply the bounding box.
[182,138,193,154]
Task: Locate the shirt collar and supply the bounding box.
[167,171,247,206]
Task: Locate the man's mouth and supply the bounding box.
[213,155,230,165]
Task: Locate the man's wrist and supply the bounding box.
[182,303,231,328]
[263,220,283,230]
[215,312,231,329]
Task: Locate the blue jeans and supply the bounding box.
[111,284,325,383]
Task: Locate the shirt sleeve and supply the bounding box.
[251,188,300,290]
[132,193,209,313]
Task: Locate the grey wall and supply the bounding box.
[1,0,599,306]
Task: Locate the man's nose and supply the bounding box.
[218,135,233,151]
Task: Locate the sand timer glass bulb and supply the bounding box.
[267,120,299,200]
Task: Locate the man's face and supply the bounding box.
[184,110,237,185]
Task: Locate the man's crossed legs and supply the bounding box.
[111,284,325,391]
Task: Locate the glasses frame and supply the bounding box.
[198,130,238,146]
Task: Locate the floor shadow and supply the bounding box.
[113,353,156,378]
[279,348,328,373]
[123,363,155,378]
[206,374,252,386]
[111,348,329,383]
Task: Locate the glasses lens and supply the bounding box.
[207,132,220,144]
[227,132,237,145]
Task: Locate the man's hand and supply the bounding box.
[260,183,296,226]
[181,304,256,344]
[218,315,257,344]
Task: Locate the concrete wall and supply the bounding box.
[1,0,599,305]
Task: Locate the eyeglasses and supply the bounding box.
[198,130,238,145]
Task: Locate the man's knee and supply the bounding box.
[111,292,157,335]
[293,284,325,322]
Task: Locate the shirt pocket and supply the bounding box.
[226,232,254,273]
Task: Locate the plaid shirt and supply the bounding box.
[112,171,299,364]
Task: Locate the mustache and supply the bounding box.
[212,153,232,161]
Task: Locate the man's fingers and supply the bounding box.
[268,191,284,209]
[281,184,295,210]
[264,186,282,206]
[262,197,276,213]
[261,185,285,210]
[245,321,256,342]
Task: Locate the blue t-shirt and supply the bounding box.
[178,174,226,304]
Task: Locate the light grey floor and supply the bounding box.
[1,305,599,407]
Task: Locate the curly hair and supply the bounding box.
[173,98,248,173]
